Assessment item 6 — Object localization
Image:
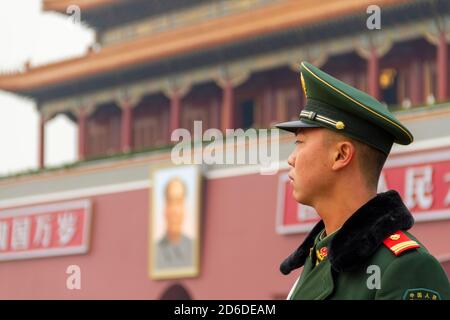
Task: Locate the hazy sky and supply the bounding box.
[0,1,94,176]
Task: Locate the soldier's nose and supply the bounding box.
[288,153,295,167]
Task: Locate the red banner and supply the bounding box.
[276,147,450,234]
[0,200,92,261]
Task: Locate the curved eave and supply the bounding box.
[43,0,122,13]
[0,0,409,93]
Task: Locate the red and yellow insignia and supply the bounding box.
[315,247,328,265]
[383,230,420,256]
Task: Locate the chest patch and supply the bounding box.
[403,288,441,300]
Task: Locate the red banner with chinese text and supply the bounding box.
[0,199,92,261]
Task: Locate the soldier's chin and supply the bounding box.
[292,188,304,203]
[293,188,312,206]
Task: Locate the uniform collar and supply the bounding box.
[280,190,415,274]
[316,229,335,249]
[312,229,334,266]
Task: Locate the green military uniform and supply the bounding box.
[276,62,450,300]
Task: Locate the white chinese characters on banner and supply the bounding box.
[404,166,434,210]
[33,215,52,248]
[11,218,31,251]
[445,173,450,206]
[2,212,79,251]
[58,212,77,246]
[0,199,91,261]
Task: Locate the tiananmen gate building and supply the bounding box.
[0,0,449,299]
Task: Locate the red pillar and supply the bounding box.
[78,108,87,160]
[221,80,234,131]
[38,115,45,169]
[437,31,448,102]
[410,60,423,106]
[170,91,181,133]
[121,103,133,152]
[264,87,275,126]
[367,46,380,100]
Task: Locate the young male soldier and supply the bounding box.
[276,61,450,300]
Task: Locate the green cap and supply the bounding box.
[275,61,414,155]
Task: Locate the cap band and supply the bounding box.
[300,110,345,130]
[302,99,394,155]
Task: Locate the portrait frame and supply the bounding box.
[148,163,202,280]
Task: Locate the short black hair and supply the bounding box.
[354,140,388,189]
[325,130,388,189]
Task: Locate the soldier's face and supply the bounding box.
[287,128,333,205]
[165,180,186,237]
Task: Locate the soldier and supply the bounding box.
[276,61,450,300]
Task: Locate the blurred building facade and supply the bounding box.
[0,0,449,298]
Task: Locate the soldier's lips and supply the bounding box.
[288,174,294,182]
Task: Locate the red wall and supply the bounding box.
[0,166,448,299]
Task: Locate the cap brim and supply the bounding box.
[274,120,321,133]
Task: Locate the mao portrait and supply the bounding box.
[149,165,201,279]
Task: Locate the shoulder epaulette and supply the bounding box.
[383,230,420,256]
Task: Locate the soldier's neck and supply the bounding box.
[315,187,377,236]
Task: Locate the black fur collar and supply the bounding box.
[280,190,414,274]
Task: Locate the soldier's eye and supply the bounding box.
[295,140,303,145]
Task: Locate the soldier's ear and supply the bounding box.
[331,141,355,171]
